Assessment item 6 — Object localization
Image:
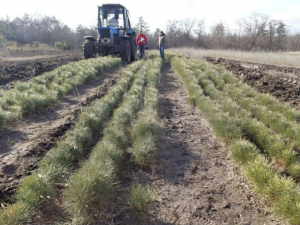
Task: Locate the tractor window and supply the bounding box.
[118,9,124,28]
[124,10,129,29]
[127,11,132,29]
[100,8,124,28]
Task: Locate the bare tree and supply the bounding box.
[181,18,196,40]
[286,34,300,51]
[166,20,183,47]
[226,30,240,49]
[237,13,269,50]
[194,19,206,47]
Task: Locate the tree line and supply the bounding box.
[0,14,97,49]
[1,13,300,51]
[140,13,300,51]
[163,13,300,51]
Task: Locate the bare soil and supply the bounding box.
[0,68,121,203]
[0,57,294,224]
[112,62,287,225]
[0,52,83,88]
[205,57,300,110]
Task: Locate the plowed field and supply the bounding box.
[206,57,300,110]
[0,53,83,89]
[1,52,298,224]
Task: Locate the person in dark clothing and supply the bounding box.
[158,31,166,59]
[136,30,147,59]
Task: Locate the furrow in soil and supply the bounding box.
[0,69,121,202]
[151,61,286,225]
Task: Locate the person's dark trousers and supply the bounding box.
[139,44,145,58]
[159,46,165,59]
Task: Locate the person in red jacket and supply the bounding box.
[136,30,147,59]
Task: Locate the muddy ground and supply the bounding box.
[206,57,300,110]
[0,68,121,203]
[0,52,83,88]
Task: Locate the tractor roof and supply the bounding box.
[100,4,127,10]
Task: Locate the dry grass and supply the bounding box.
[1,41,68,58]
[169,48,300,68]
[1,52,81,62]
[7,41,56,51]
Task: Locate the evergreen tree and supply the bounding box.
[135,17,150,33]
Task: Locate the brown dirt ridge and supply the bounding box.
[205,57,300,110]
[0,52,83,88]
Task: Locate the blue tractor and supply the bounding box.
[83,4,137,63]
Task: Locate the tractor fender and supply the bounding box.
[84,36,96,42]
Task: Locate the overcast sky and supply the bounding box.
[1,0,300,34]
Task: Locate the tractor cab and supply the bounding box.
[83,4,136,63]
[99,5,130,29]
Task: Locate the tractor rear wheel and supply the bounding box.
[130,37,137,62]
[83,40,95,59]
[119,40,131,64]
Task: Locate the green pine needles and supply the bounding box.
[0,56,121,129]
[167,52,300,224]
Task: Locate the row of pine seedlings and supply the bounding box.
[0,58,142,224]
[63,55,162,224]
[0,56,121,129]
[0,54,162,224]
[167,53,300,225]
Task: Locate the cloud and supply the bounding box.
[270,3,300,33]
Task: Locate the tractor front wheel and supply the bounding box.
[119,40,131,64]
[83,40,96,59]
